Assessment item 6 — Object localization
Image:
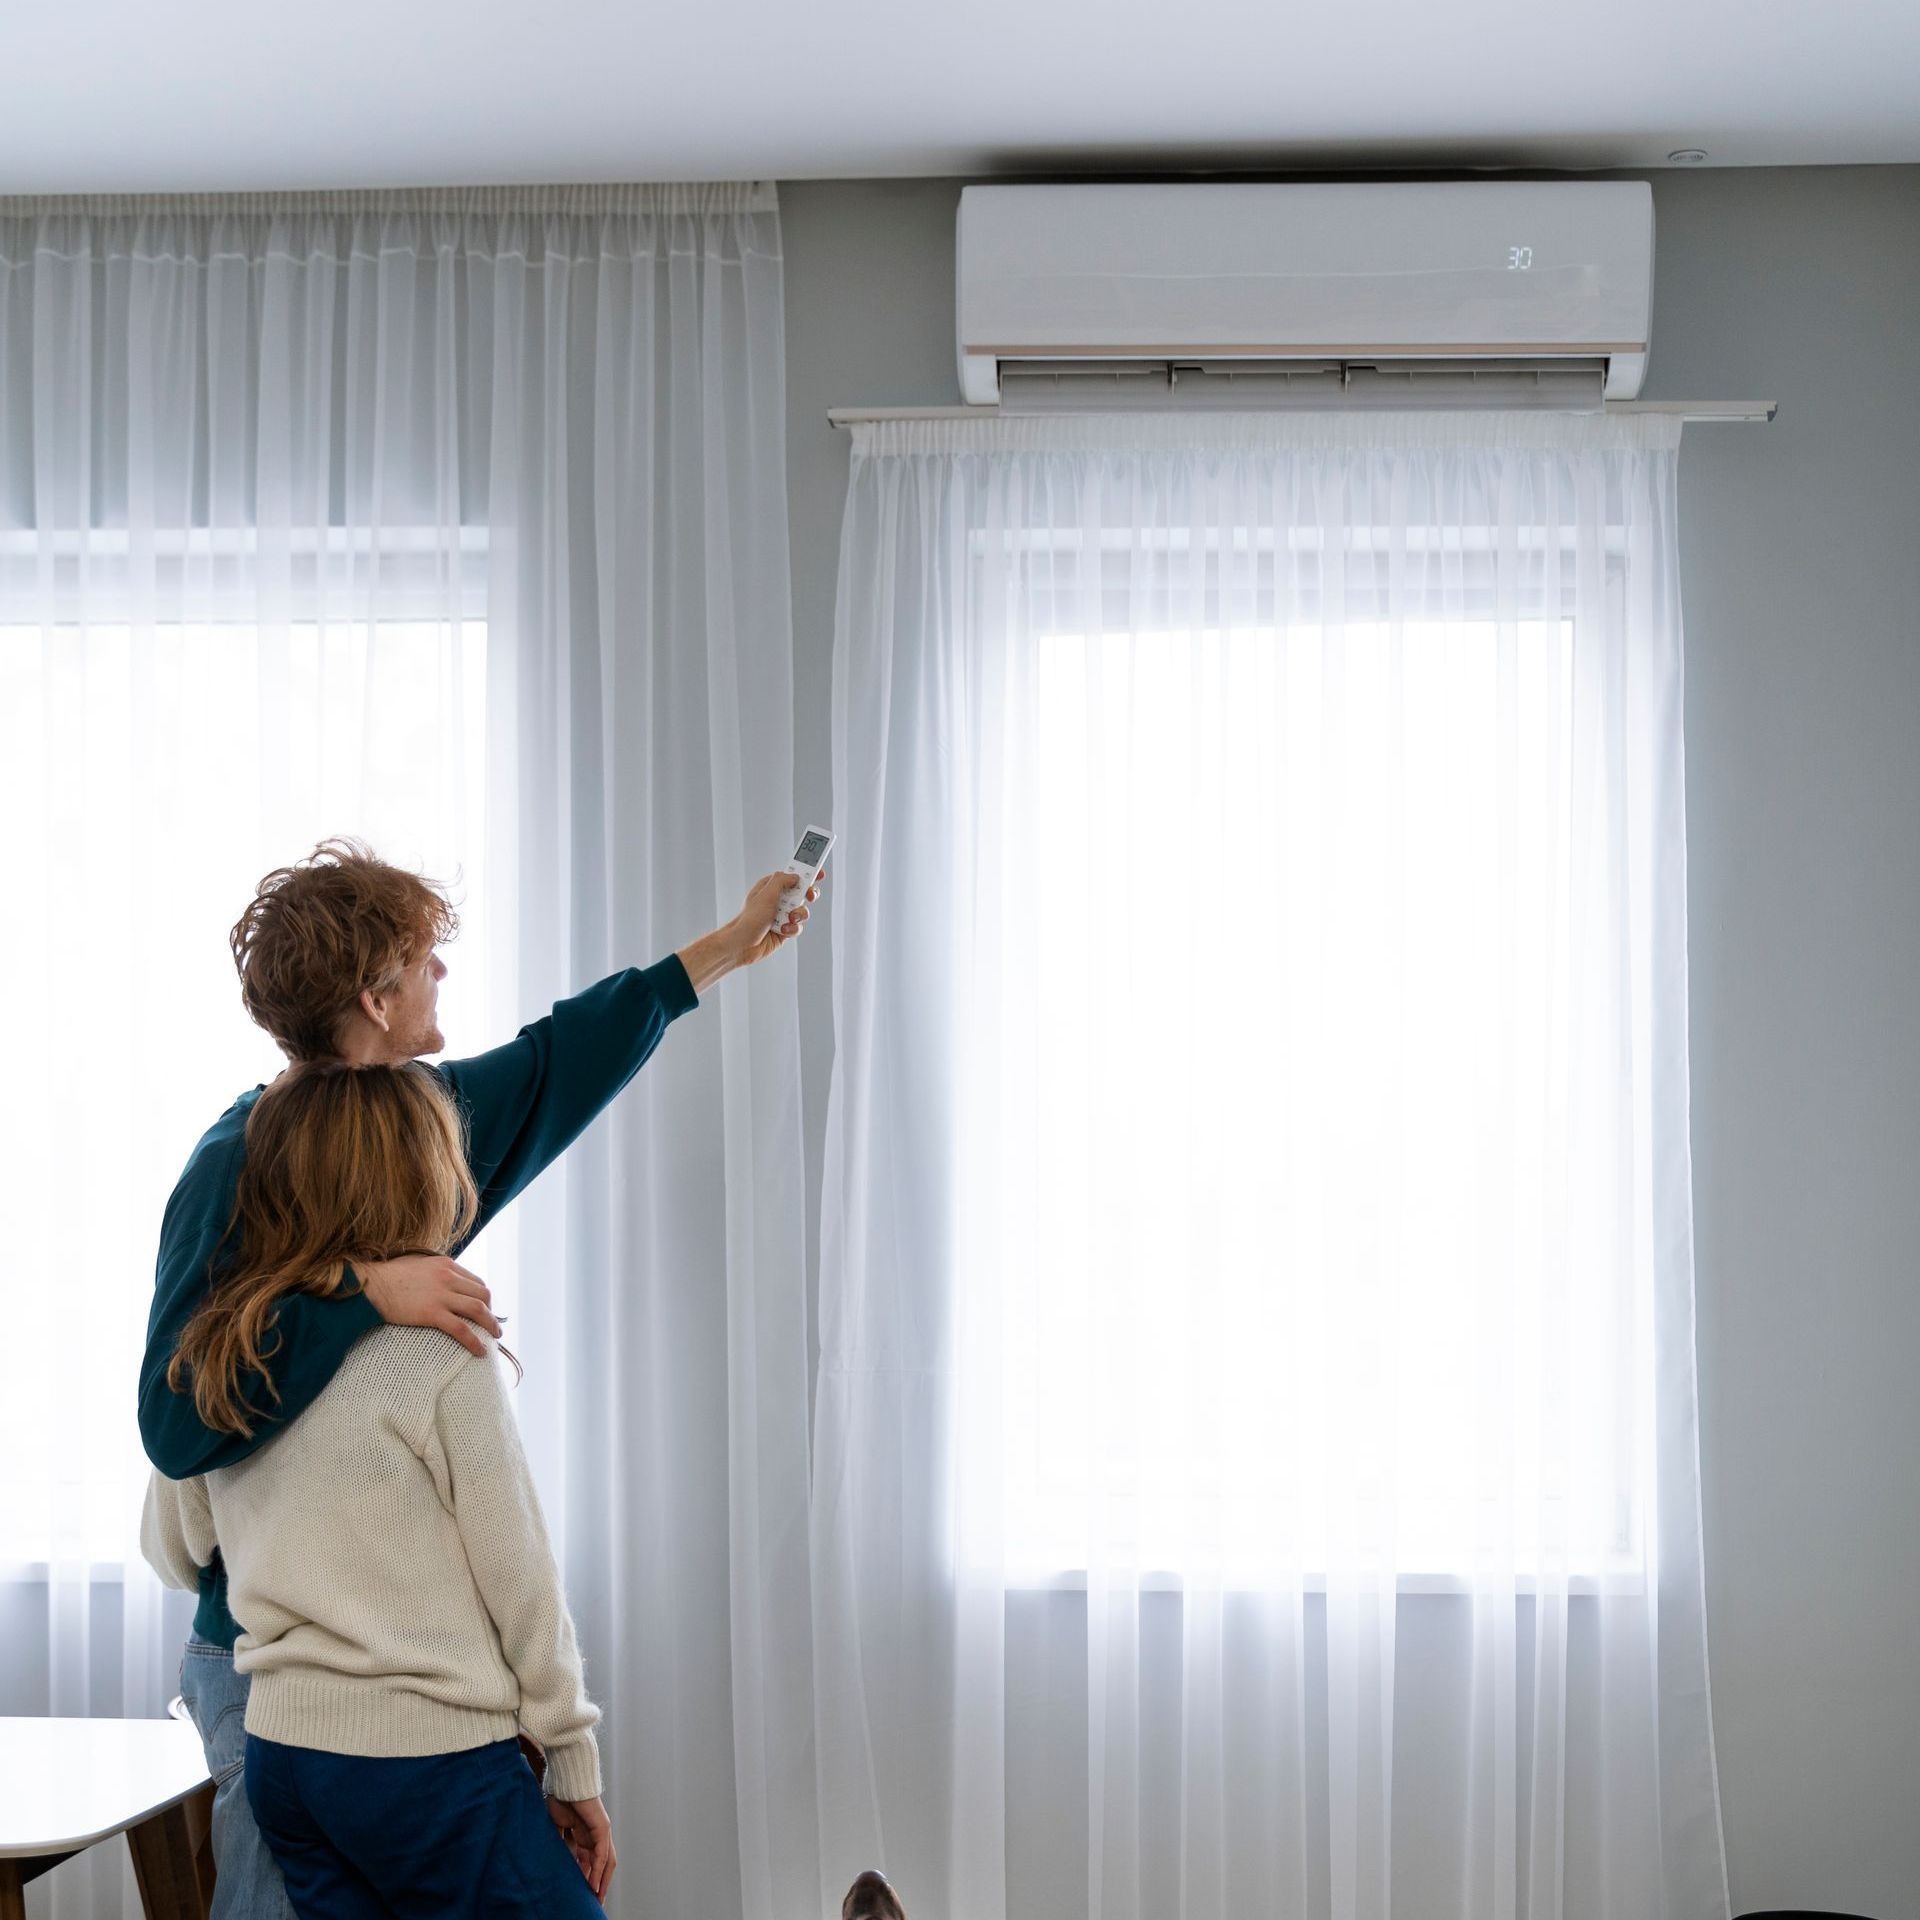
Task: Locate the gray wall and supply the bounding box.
[782,168,1920,1919]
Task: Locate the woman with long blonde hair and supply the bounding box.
[144,1058,614,1916]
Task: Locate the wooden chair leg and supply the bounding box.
[126,1802,209,1920]
[0,1850,81,1913]
[180,1780,217,1906]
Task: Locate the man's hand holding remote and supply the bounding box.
[676,868,824,993]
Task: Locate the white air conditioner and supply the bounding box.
[956,182,1654,411]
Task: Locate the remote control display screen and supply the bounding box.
[794,830,831,869]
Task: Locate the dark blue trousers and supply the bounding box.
[245,1734,603,1918]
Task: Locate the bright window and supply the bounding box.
[0,618,488,1568]
[961,617,1642,1585]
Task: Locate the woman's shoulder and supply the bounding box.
[350,1324,505,1405]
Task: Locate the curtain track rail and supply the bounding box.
[827,400,1777,428]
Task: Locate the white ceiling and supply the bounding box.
[4,0,1918,192]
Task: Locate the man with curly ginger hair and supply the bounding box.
[139,835,819,1920]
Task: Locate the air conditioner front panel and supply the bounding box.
[957,182,1654,404]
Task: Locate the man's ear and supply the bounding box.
[359,986,392,1033]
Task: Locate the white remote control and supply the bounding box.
[780,825,835,915]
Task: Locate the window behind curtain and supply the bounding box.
[968,613,1641,1583]
[0,610,487,1567]
[950,513,1648,1589]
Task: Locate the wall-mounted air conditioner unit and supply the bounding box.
[957,181,1654,412]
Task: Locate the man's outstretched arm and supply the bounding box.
[439,870,816,1230]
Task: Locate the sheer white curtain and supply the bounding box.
[819,412,1728,1920]
[477,183,819,1920]
[0,185,813,1920]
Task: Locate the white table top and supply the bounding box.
[0,1717,211,1857]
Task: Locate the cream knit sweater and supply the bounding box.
[142,1328,601,1803]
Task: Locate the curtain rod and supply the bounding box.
[827,400,1776,428]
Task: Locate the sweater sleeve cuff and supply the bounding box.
[646,952,700,1016]
[542,1734,603,1804]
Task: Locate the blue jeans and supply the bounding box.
[179,1639,297,1920]
[245,1733,604,1918]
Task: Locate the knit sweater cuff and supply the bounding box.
[542,1733,603,1804]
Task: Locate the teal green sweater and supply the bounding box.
[139,956,699,1647]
